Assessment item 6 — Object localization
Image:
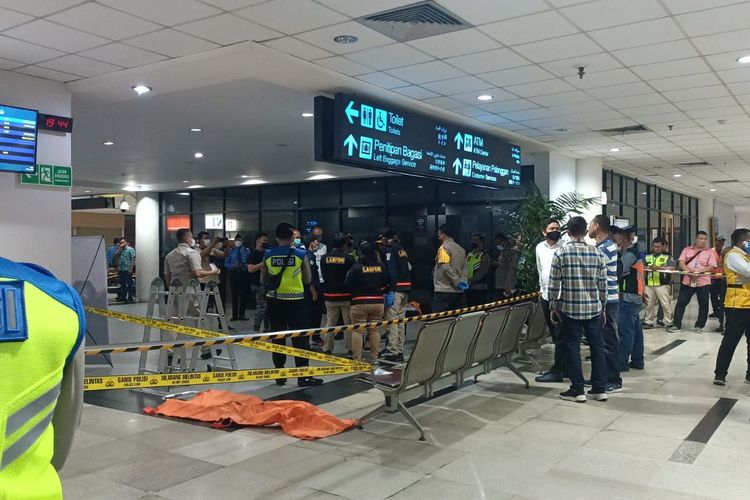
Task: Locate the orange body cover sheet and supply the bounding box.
[144,389,356,440]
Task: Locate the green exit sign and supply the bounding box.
[20,165,72,188]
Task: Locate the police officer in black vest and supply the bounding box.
[378,229,412,362]
[320,235,355,355]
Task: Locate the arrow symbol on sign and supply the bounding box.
[344,134,358,156]
[453,158,462,175]
[345,101,359,124]
[454,132,463,150]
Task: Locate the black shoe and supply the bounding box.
[298,377,323,387]
[200,351,213,360]
[559,389,586,403]
[657,320,666,327]
[713,378,726,386]
[642,324,654,330]
[708,312,718,318]
[535,371,564,383]
[715,326,724,333]
[275,378,287,386]
[384,353,405,363]
[239,316,248,321]
[230,316,239,321]
[629,362,644,370]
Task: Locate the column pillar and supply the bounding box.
[532,151,577,200]
[135,193,160,302]
[576,157,604,223]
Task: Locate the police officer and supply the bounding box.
[713,228,750,385]
[378,229,412,362]
[466,232,490,307]
[261,223,323,387]
[0,257,85,499]
[346,242,389,362]
[320,235,355,355]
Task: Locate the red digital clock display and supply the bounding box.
[38,113,73,133]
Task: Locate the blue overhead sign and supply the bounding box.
[314,93,521,188]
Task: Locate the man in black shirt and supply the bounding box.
[247,232,270,332]
[320,236,355,355]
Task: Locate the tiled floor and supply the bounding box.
[62,303,750,499]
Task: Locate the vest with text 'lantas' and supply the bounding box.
[724,248,750,309]
[644,253,671,287]
[0,257,85,500]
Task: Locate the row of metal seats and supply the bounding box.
[356,301,538,440]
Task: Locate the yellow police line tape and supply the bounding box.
[649,269,724,277]
[83,292,540,357]
[82,293,538,391]
[84,365,363,391]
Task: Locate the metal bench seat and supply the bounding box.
[517,301,549,373]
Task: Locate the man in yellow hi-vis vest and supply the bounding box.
[713,228,750,386]
[0,257,85,500]
[643,237,676,329]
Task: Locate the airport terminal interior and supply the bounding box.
[3,1,750,499]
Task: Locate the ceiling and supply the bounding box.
[2,0,750,206]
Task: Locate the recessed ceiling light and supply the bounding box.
[84,190,91,193]
[308,174,335,180]
[186,184,204,189]
[241,179,267,185]
[673,173,682,178]
[737,55,750,64]
[177,192,190,196]
[306,170,325,173]
[709,188,717,192]
[190,128,202,132]
[300,112,314,118]
[182,180,190,183]
[641,192,647,195]
[610,148,621,152]
[194,152,204,159]
[123,184,139,192]
[131,85,151,96]
[477,94,493,101]
[334,34,358,44]
[451,191,457,195]
[417,185,423,189]
[102,140,114,146]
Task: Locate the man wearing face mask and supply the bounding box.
[292,228,304,249]
[534,220,566,383]
[247,232,270,333]
[713,228,750,386]
[225,234,251,321]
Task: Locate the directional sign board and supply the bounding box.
[314,93,521,188]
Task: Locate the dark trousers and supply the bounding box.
[714,308,750,380]
[252,284,270,332]
[561,313,607,393]
[618,301,644,369]
[466,289,488,307]
[540,299,566,375]
[117,270,134,301]
[229,270,250,319]
[710,280,727,326]
[604,302,621,384]
[673,284,710,329]
[268,298,310,375]
[432,292,464,313]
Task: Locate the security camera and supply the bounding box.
[119,199,130,212]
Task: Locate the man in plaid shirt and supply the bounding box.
[549,216,609,403]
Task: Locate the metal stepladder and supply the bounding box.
[139,277,188,375]
[138,277,237,375]
[182,278,237,372]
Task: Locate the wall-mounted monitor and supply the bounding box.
[315,93,521,189]
[0,104,38,174]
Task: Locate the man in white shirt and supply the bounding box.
[534,219,566,383]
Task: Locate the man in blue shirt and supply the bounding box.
[106,238,119,267]
[589,215,623,393]
[225,234,251,321]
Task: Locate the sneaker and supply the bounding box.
[606,383,623,393]
[298,377,324,387]
[713,378,726,386]
[642,324,654,330]
[666,326,682,333]
[583,379,592,386]
[587,390,608,401]
[695,328,703,334]
[657,320,666,327]
[383,353,405,363]
[535,371,564,383]
[559,389,586,403]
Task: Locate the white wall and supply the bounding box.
[533,151,577,200]
[737,211,750,230]
[0,70,72,281]
[714,199,737,237]
[575,157,604,222]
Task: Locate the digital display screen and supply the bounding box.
[315,93,521,188]
[0,104,38,174]
[38,113,73,133]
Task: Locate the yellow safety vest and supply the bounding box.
[265,247,306,300]
[0,258,84,500]
[644,254,670,287]
[724,248,750,309]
